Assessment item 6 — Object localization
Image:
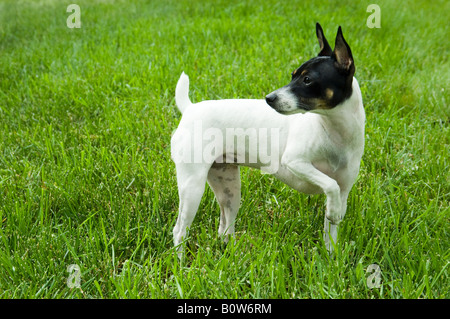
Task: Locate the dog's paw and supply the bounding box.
[325,199,343,225]
[325,214,338,225]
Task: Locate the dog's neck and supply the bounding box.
[315,78,365,146]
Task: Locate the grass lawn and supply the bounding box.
[0,0,448,298]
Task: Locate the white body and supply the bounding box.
[171,72,365,253]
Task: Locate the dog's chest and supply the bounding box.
[313,150,346,176]
[313,139,363,189]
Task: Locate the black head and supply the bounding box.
[266,23,355,114]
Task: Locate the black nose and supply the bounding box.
[265,93,277,105]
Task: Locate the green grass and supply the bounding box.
[0,0,448,299]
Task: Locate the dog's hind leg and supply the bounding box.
[173,163,210,253]
[207,163,241,242]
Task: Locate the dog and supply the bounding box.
[171,23,365,255]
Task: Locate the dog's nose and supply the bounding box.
[265,93,277,105]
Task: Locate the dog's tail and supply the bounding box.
[175,72,192,114]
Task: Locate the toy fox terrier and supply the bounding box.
[171,23,365,255]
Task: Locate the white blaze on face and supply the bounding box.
[272,87,298,113]
[268,87,309,115]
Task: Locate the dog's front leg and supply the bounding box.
[284,160,343,224]
[284,160,343,252]
[323,218,338,253]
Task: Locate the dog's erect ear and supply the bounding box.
[316,23,332,57]
[331,26,355,76]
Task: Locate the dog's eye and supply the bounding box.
[303,76,311,85]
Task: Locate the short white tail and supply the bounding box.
[175,72,192,114]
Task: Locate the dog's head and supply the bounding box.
[266,23,355,114]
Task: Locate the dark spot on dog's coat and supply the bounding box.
[224,187,234,198]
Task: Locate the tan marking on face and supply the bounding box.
[326,88,334,100]
[300,97,329,110]
[301,69,308,76]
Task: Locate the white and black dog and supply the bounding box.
[171,23,365,255]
